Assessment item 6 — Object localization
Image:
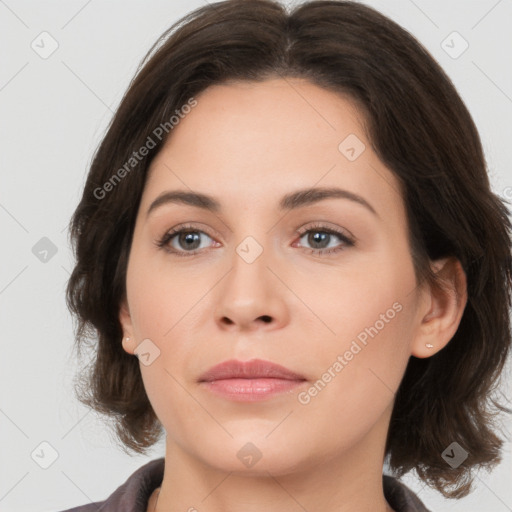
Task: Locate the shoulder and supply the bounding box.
[383,474,432,512]
[55,457,165,512]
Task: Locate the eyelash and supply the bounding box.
[154,222,355,258]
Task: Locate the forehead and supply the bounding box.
[142,78,404,222]
[151,77,367,172]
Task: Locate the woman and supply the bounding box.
[61,0,512,511]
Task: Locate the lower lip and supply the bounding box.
[200,378,306,401]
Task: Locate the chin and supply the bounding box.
[189,432,314,476]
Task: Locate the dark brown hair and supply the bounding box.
[66,0,512,499]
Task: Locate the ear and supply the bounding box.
[119,298,137,355]
[411,257,467,358]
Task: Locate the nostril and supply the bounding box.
[260,315,272,323]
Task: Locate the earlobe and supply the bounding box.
[119,299,136,355]
[122,336,136,355]
[411,257,468,359]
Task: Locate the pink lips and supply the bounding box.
[198,359,307,402]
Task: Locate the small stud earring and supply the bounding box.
[125,337,130,342]
[425,343,434,349]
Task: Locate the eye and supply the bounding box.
[154,223,217,257]
[295,223,355,256]
[154,222,355,257]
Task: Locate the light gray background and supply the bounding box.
[1,0,511,511]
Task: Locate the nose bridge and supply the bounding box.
[213,229,288,330]
[225,205,276,289]
[227,233,273,304]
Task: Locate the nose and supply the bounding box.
[214,244,290,332]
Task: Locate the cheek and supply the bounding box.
[297,253,414,349]
[292,298,415,456]
[128,283,200,438]
[126,248,210,339]
[125,251,212,424]
[296,248,416,403]
[138,360,202,451]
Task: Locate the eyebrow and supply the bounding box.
[146,187,378,218]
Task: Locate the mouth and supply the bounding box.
[198,358,307,402]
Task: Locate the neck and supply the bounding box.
[151,407,396,512]
[151,474,394,512]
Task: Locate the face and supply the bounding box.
[120,78,427,475]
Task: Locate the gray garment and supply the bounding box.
[57,457,431,512]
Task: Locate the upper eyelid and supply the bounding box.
[163,223,353,245]
[165,222,219,238]
[296,222,354,238]
[164,222,348,235]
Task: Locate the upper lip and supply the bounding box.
[198,358,306,382]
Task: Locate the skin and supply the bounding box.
[119,77,467,512]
